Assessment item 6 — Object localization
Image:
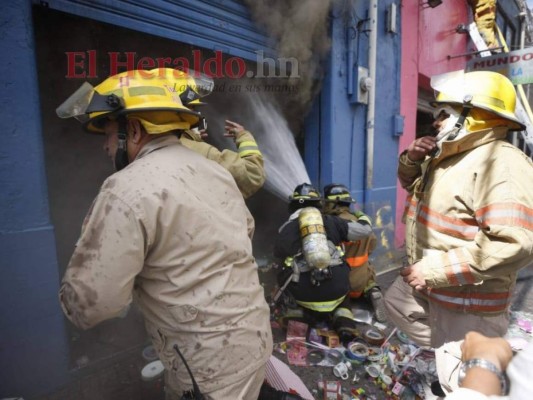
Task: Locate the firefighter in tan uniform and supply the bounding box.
[179,120,265,199]
[384,70,533,358]
[322,184,387,323]
[56,68,273,400]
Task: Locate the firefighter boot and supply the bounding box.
[277,306,305,328]
[367,287,387,323]
[332,307,359,345]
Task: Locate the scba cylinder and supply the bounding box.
[298,207,331,269]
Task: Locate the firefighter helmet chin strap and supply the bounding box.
[447,95,474,141]
[114,118,130,171]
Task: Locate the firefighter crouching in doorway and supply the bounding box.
[56,68,272,400]
[158,68,266,199]
[383,70,533,394]
[322,184,387,323]
[273,183,373,344]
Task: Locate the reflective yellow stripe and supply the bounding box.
[295,295,346,312]
[421,288,511,313]
[357,215,371,225]
[327,193,352,200]
[238,140,261,157]
[333,307,353,319]
[239,149,262,157]
[238,140,258,148]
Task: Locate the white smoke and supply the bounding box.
[248,95,310,199]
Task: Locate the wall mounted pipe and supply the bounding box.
[366,0,378,189]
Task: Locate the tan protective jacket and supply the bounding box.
[180,129,265,199]
[399,127,533,315]
[59,135,272,393]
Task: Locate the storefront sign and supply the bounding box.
[466,47,533,85]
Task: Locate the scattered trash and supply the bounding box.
[517,318,532,333]
[362,327,386,346]
[265,356,314,400]
[140,360,165,400]
[142,344,159,362]
[320,380,342,400]
[332,360,351,380]
[274,310,443,400]
[365,363,381,378]
[353,309,373,324]
[396,329,416,345]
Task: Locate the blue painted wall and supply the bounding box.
[305,0,401,220]
[0,2,69,398]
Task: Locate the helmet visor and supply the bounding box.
[56,82,125,124]
[56,82,95,123]
[190,70,214,98]
[430,70,465,96]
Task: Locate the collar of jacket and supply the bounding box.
[181,129,203,142]
[135,134,180,161]
[323,206,349,216]
[434,126,509,162]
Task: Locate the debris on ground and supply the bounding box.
[271,316,440,400]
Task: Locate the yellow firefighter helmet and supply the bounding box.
[431,70,524,131]
[153,68,214,107]
[56,69,203,134]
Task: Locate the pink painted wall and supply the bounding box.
[395,1,469,248]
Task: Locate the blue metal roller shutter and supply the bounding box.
[33,0,274,61]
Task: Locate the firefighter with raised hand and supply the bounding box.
[179,119,265,199]
[383,70,533,392]
[56,69,272,400]
[161,68,265,199]
[322,183,387,323]
[273,183,373,344]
